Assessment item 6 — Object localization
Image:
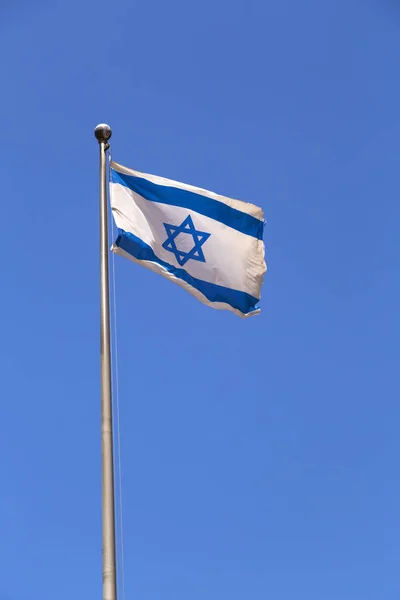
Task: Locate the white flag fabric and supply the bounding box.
[109,161,266,317]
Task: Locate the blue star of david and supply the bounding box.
[162,215,211,267]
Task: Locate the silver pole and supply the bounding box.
[94,123,117,600]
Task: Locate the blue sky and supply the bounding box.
[1,1,399,598]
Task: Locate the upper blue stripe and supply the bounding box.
[111,169,263,240]
[114,229,260,315]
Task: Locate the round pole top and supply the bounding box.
[94,123,112,144]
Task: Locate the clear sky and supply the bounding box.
[1,1,399,599]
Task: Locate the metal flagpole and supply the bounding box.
[95,123,117,600]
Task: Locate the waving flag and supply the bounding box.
[110,161,266,317]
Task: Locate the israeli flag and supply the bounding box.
[110,161,266,317]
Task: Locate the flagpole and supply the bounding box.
[95,123,117,600]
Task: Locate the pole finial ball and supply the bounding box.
[94,124,112,143]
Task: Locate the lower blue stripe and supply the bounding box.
[114,230,260,315]
[111,169,263,240]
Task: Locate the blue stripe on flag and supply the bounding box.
[111,169,263,240]
[114,229,260,315]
